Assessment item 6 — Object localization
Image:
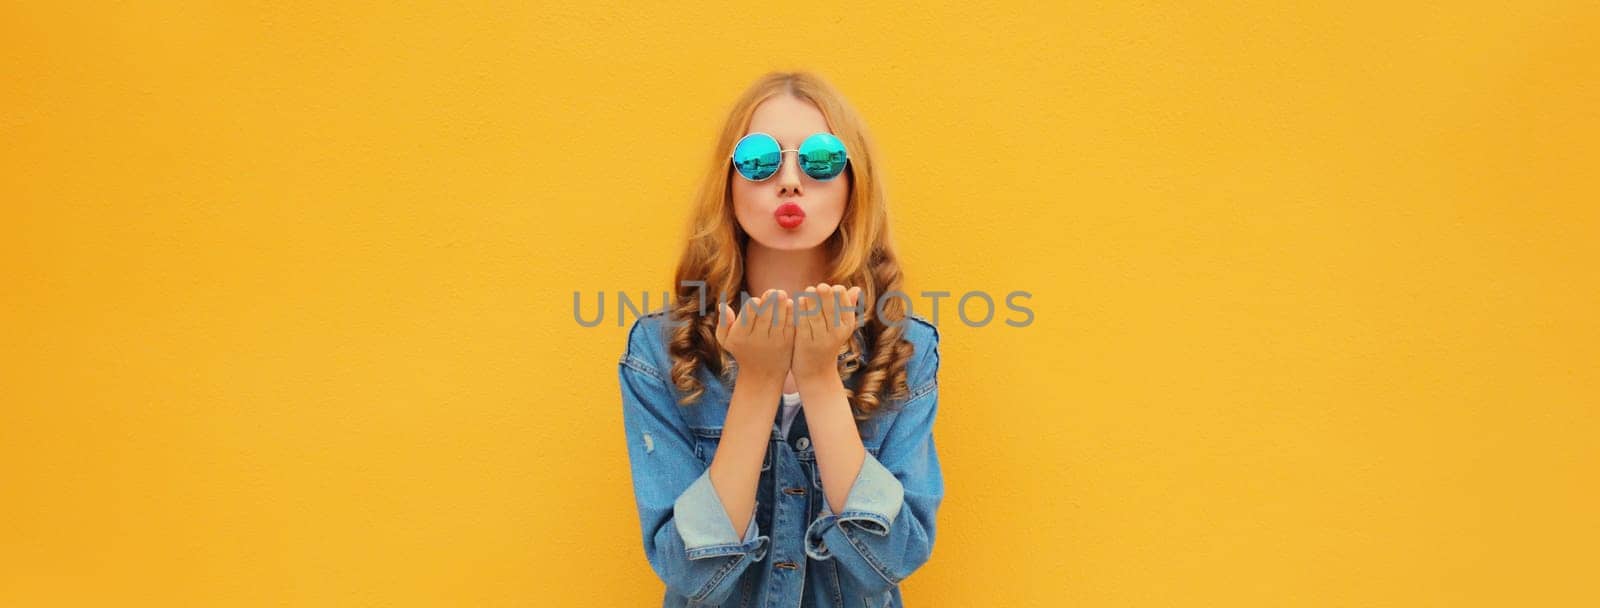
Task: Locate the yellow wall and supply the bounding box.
[3,2,1596,605]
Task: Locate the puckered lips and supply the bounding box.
[774,202,805,229]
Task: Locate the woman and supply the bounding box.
[619,70,943,607]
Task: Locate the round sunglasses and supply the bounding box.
[729,132,850,182]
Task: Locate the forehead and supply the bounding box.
[746,95,832,147]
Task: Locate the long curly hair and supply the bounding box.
[667,71,913,422]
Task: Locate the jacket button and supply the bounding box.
[783,487,806,495]
[795,437,810,450]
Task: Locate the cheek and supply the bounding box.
[813,182,849,225]
[730,181,762,229]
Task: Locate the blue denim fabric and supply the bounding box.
[619,309,944,607]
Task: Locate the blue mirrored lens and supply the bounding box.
[798,133,848,180]
[732,133,781,181]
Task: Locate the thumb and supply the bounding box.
[716,303,733,341]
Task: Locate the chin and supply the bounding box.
[752,228,829,251]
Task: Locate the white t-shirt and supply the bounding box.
[778,391,803,439]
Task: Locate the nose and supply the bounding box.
[774,150,803,195]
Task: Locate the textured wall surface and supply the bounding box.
[3,2,1597,606]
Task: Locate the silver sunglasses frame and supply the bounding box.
[728,131,849,183]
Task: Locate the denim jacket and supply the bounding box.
[619,309,944,607]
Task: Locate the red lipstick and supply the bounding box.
[774,202,805,229]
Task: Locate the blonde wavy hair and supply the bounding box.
[667,71,913,422]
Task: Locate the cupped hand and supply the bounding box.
[792,283,862,380]
[716,289,795,385]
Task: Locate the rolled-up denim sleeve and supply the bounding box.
[802,335,944,595]
[673,467,763,558]
[619,320,767,605]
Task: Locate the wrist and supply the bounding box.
[734,366,786,394]
[793,366,842,389]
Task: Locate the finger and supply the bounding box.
[717,302,733,343]
[767,290,788,335]
[745,290,768,336]
[818,282,838,330]
[740,295,761,336]
[831,284,849,330]
[777,293,793,337]
[756,289,778,334]
[809,283,825,329]
[799,286,819,340]
[842,286,862,329]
